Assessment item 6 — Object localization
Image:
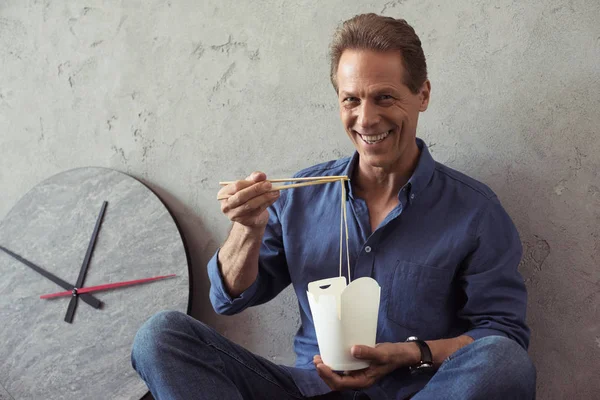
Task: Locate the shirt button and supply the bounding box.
[410,194,415,200]
[365,246,372,253]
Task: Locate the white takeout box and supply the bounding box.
[307,276,381,371]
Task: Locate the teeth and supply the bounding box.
[360,130,391,144]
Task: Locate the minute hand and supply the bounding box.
[0,245,102,308]
[64,201,108,323]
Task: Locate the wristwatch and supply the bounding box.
[406,336,434,374]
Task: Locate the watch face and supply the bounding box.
[0,168,191,400]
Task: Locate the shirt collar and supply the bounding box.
[406,138,435,203]
[342,138,435,203]
[343,152,360,199]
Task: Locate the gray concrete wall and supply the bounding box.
[1,0,598,398]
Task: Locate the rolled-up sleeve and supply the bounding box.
[208,196,292,316]
[459,196,530,349]
[207,249,265,315]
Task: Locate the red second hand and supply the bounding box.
[40,274,177,299]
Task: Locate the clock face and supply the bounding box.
[0,167,191,400]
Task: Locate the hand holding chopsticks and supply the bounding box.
[217,171,348,229]
[217,175,349,201]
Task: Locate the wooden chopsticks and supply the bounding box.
[218,175,348,185]
[217,176,348,200]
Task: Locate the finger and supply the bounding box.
[218,179,255,199]
[350,345,375,360]
[218,171,268,200]
[224,189,279,219]
[336,370,373,390]
[223,181,275,210]
[351,345,381,362]
[229,180,274,209]
[313,355,323,368]
[316,364,368,391]
[218,170,269,199]
[315,363,341,389]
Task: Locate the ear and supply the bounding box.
[419,80,431,112]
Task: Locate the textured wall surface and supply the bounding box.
[1,0,599,398]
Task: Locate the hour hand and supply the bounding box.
[0,245,102,309]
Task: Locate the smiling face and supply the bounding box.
[336,49,430,174]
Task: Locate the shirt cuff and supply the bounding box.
[463,328,508,342]
[207,248,262,315]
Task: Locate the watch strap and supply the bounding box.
[406,336,434,374]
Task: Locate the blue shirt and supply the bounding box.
[208,139,530,399]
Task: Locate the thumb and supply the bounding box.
[351,345,377,360]
[246,171,267,182]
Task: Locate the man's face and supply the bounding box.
[336,49,430,172]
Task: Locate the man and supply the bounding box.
[132,13,536,400]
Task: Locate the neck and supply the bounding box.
[353,145,420,202]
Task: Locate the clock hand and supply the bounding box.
[40,274,177,299]
[65,201,108,323]
[0,244,102,308]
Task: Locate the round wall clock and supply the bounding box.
[0,167,191,400]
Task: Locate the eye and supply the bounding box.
[341,97,359,109]
[377,94,395,106]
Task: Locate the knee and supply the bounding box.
[472,336,536,397]
[131,311,190,368]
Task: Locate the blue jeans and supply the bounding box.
[132,311,535,400]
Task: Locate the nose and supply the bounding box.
[356,101,380,130]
